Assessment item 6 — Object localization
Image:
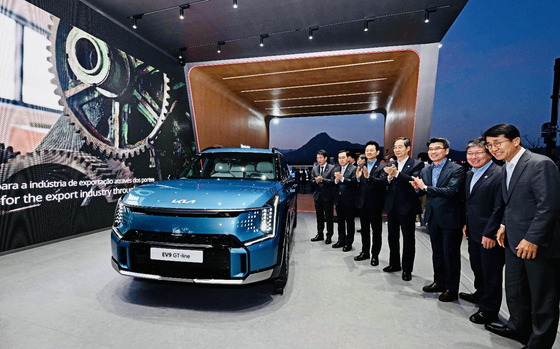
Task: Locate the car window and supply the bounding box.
[180,153,278,180]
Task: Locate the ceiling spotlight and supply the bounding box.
[179,5,189,19]
[308,26,318,40]
[272,118,279,125]
[370,113,378,120]
[363,18,373,32]
[259,34,268,47]
[233,0,238,9]
[131,14,142,29]
[217,41,225,53]
[178,47,186,59]
[424,10,430,23]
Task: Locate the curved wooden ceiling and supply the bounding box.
[190,50,419,118]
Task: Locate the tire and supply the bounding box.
[292,200,298,229]
[273,241,289,295]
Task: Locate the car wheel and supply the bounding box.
[292,201,298,229]
[273,242,289,295]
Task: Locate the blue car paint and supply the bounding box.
[111,148,296,284]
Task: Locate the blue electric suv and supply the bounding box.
[111,148,297,294]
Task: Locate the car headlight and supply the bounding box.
[245,195,279,246]
[113,198,125,227]
[260,205,274,234]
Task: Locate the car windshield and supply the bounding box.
[180,152,278,180]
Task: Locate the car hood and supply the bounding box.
[122,179,279,210]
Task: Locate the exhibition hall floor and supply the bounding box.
[1,212,559,349]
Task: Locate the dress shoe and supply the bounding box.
[402,271,412,281]
[370,256,379,266]
[382,265,401,273]
[459,292,480,304]
[325,236,332,245]
[469,311,498,324]
[342,245,352,252]
[354,252,370,261]
[310,233,324,242]
[422,282,446,293]
[332,241,344,248]
[438,290,458,302]
[484,324,519,341]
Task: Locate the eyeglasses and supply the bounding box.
[428,146,445,152]
[466,151,487,157]
[485,139,510,149]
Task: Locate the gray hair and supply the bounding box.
[466,137,489,153]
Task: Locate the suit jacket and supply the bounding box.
[421,159,466,230]
[333,164,357,207]
[311,163,335,202]
[384,158,424,216]
[464,162,504,244]
[502,150,560,259]
[356,160,387,210]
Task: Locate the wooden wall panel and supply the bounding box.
[189,68,268,150]
[383,53,420,158]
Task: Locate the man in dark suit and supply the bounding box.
[355,141,387,265]
[411,137,466,302]
[332,150,357,252]
[483,124,560,348]
[311,149,335,244]
[461,137,504,324]
[383,137,424,280]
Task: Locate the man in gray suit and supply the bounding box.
[311,149,335,244]
[483,124,560,348]
[411,137,466,302]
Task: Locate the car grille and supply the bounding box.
[122,229,245,248]
[122,230,246,279]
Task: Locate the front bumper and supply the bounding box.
[111,226,280,284]
[111,257,274,284]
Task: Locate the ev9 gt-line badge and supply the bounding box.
[172,199,196,204]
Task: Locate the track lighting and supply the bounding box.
[169,5,451,55]
[424,8,436,23]
[131,14,142,29]
[217,41,225,53]
[308,26,318,40]
[178,47,186,59]
[179,5,189,19]
[363,18,373,32]
[259,34,268,47]
[178,48,186,65]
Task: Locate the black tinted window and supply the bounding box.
[180,153,277,180]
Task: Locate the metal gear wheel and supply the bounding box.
[0,150,134,207]
[48,17,171,159]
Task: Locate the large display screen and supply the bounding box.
[0,1,195,252]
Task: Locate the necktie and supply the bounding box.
[320,166,324,175]
[506,162,514,190]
